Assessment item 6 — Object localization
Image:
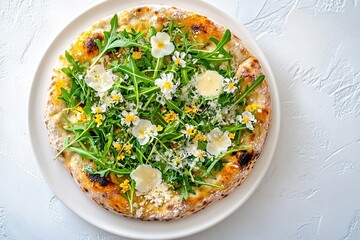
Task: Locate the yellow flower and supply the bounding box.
[228,132,235,139]
[73,106,88,122]
[194,133,207,143]
[157,125,164,131]
[120,179,130,193]
[117,152,125,161]
[113,141,122,151]
[132,51,142,60]
[94,114,103,126]
[124,142,131,154]
[181,124,197,138]
[245,103,261,112]
[163,110,178,124]
[185,105,197,114]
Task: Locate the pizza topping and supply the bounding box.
[195,70,223,98]
[130,165,162,193]
[121,110,140,126]
[131,119,158,145]
[223,77,239,94]
[236,111,257,131]
[206,128,232,156]
[150,32,175,58]
[154,72,179,100]
[84,64,117,93]
[172,51,187,68]
[91,104,106,114]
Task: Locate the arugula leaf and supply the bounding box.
[229,75,265,110]
[91,14,119,67]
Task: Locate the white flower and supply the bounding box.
[155,73,179,99]
[172,51,186,67]
[110,90,123,103]
[150,32,175,58]
[91,104,106,114]
[121,110,140,126]
[223,77,238,93]
[131,119,158,145]
[206,128,232,156]
[236,111,257,130]
[84,64,117,93]
[186,143,205,162]
[195,70,224,98]
[181,124,196,138]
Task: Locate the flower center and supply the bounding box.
[197,151,203,158]
[175,58,181,64]
[186,128,196,136]
[139,130,145,136]
[228,82,235,89]
[112,94,120,101]
[163,81,172,90]
[157,42,165,49]
[243,116,250,123]
[125,114,135,122]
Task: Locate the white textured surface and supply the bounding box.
[1,0,359,239]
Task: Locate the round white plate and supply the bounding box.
[28,0,280,239]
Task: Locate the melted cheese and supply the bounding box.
[195,70,223,97]
[130,164,162,193]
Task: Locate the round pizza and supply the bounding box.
[45,6,271,221]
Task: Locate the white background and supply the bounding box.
[1,0,360,239]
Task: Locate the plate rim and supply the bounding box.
[27,0,280,239]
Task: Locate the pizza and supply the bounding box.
[45,6,271,221]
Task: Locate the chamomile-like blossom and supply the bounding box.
[131,119,158,145]
[91,104,107,114]
[206,128,232,156]
[84,64,117,93]
[172,51,186,68]
[110,90,123,104]
[155,73,179,100]
[223,77,238,93]
[121,110,140,126]
[186,143,205,162]
[150,32,175,58]
[236,110,257,130]
[181,124,197,138]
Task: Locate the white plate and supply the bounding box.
[28,0,280,239]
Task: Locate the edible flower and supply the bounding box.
[132,51,142,60]
[113,141,122,151]
[155,73,178,100]
[236,110,256,130]
[121,110,140,126]
[181,124,197,138]
[131,119,158,145]
[185,105,197,114]
[120,179,130,193]
[94,114,104,126]
[223,77,238,93]
[245,103,262,112]
[110,90,123,103]
[73,106,87,122]
[163,110,178,124]
[91,104,106,114]
[206,128,231,156]
[172,51,186,67]
[84,64,117,93]
[150,32,175,58]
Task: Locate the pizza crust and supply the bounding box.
[45,6,271,221]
